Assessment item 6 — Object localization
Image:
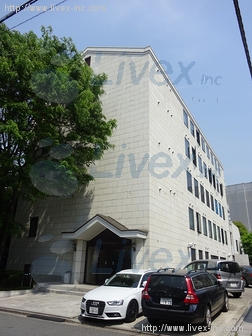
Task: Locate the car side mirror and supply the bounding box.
[104,278,109,284]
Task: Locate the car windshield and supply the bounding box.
[219,262,240,273]
[104,274,141,288]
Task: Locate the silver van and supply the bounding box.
[184,259,244,297]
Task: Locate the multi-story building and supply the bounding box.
[7,47,241,285]
[226,182,252,232]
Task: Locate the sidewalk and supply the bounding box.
[0,283,251,335]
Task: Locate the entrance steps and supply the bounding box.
[34,283,98,296]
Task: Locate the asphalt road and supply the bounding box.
[0,312,136,336]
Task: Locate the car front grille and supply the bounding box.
[86,300,105,315]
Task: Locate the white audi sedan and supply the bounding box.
[80,269,155,322]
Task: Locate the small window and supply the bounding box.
[208,220,212,238]
[221,228,225,244]
[198,156,203,173]
[208,168,212,184]
[194,178,199,198]
[212,174,216,189]
[211,195,215,211]
[217,226,221,242]
[85,56,91,66]
[190,120,195,136]
[198,250,203,259]
[215,199,219,214]
[201,138,205,152]
[203,216,207,236]
[203,162,208,179]
[28,217,38,237]
[206,190,210,207]
[192,147,197,166]
[200,185,205,203]
[185,138,190,158]
[219,203,222,217]
[206,145,210,159]
[189,208,195,230]
[224,231,228,245]
[213,224,217,240]
[196,212,201,233]
[183,110,189,127]
[220,184,223,197]
[222,206,225,220]
[187,171,193,193]
[191,248,196,261]
[210,152,214,165]
[196,129,201,145]
[205,251,209,259]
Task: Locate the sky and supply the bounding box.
[1,0,252,186]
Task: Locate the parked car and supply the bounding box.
[80,269,155,322]
[184,259,244,298]
[141,269,229,331]
[240,265,252,287]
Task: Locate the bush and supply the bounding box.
[0,270,23,288]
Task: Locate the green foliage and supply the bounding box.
[233,221,248,237]
[0,24,116,245]
[241,232,252,264]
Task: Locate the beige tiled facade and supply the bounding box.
[7,47,241,284]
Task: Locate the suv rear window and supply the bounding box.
[218,262,240,273]
[149,275,187,290]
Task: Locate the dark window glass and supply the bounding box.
[85,56,91,66]
[190,120,195,136]
[219,203,222,217]
[189,208,194,230]
[196,129,200,145]
[215,199,219,214]
[205,251,209,259]
[213,224,217,240]
[206,190,210,207]
[208,168,212,184]
[217,226,221,242]
[201,138,205,152]
[212,174,216,189]
[211,195,214,211]
[222,206,225,220]
[28,217,38,237]
[184,110,189,127]
[194,178,199,198]
[221,228,225,244]
[192,147,197,166]
[201,185,205,203]
[220,184,223,197]
[187,171,193,193]
[191,248,196,261]
[198,250,203,259]
[198,156,203,173]
[203,216,207,236]
[196,212,201,233]
[204,162,208,179]
[185,138,190,158]
[208,220,212,238]
[224,231,228,245]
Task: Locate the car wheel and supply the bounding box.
[222,293,229,312]
[202,306,211,331]
[125,300,138,322]
[232,292,242,298]
[147,317,160,325]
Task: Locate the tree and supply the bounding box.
[0,24,116,265]
[233,221,252,264]
[233,221,248,237]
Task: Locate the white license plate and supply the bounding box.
[230,283,238,287]
[89,306,99,314]
[160,297,172,305]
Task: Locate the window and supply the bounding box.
[28,217,38,237]
[196,212,201,233]
[185,138,190,158]
[222,206,225,220]
[215,199,219,214]
[219,203,222,217]
[189,208,195,230]
[206,190,210,207]
[212,173,216,189]
[224,231,228,245]
[190,120,195,136]
[203,216,207,236]
[235,240,239,252]
[214,157,218,170]
[208,168,212,184]
[211,195,214,211]
[217,226,221,242]
[213,223,217,240]
[221,228,225,244]
[208,220,212,238]
[85,56,91,66]
[194,178,199,198]
[200,185,205,203]
[203,162,208,179]
[198,155,203,173]
[210,152,214,165]
[191,248,196,261]
[205,251,209,259]
[198,250,203,259]
[196,129,201,145]
[220,184,223,197]
[201,138,205,152]
[206,145,210,159]
[187,171,193,193]
[183,110,189,127]
[192,147,197,166]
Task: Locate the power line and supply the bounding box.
[0,0,39,23]
[10,0,69,30]
[233,0,252,80]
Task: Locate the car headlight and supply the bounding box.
[82,297,86,303]
[107,300,124,306]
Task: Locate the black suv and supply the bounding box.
[141,269,229,331]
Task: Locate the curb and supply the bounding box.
[0,289,34,299]
[227,301,252,336]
